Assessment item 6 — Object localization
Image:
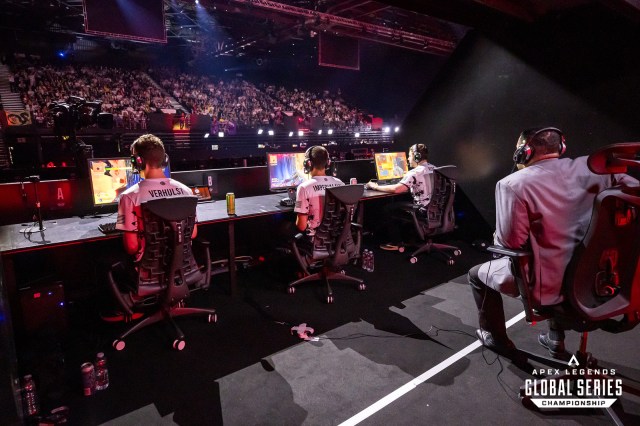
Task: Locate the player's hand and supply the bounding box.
[365,180,377,190]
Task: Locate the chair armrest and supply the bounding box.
[487,245,531,257]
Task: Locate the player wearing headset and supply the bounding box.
[116,134,195,260]
[469,127,637,358]
[294,145,344,236]
[366,143,435,250]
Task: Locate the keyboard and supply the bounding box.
[98,222,120,234]
[279,197,295,207]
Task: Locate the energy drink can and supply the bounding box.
[81,362,96,396]
[226,192,236,215]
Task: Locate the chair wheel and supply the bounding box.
[173,339,186,351]
[454,249,462,256]
[208,313,217,323]
[358,283,366,291]
[113,339,125,351]
[398,246,405,253]
[287,286,296,294]
[410,256,418,264]
[326,295,334,304]
[447,259,455,266]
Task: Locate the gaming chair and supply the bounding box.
[107,196,216,351]
[288,184,365,304]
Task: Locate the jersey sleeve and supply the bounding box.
[116,193,138,232]
[294,184,309,214]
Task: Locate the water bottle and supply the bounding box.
[369,250,375,272]
[95,352,110,391]
[22,374,39,417]
[362,250,370,271]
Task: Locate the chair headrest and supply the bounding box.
[142,197,198,222]
[588,143,640,174]
[434,165,457,180]
[326,184,364,205]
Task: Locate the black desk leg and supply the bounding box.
[228,221,237,296]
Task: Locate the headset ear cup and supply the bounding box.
[559,137,567,156]
[162,153,169,167]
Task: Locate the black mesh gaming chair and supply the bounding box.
[289,184,365,304]
[404,166,461,265]
[107,197,216,351]
[488,143,640,421]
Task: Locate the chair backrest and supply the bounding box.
[416,166,457,237]
[137,196,205,300]
[564,187,640,327]
[311,184,364,266]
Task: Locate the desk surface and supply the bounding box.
[0,190,393,255]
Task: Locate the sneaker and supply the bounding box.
[538,333,569,360]
[380,243,399,251]
[476,329,516,354]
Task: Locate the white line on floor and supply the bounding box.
[339,311,526,426]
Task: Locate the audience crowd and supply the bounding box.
[8,59,376,132]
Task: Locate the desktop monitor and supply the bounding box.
[374,152,408,182]
[267,152,309,191]
[88,157,133,206]
[88,157,171,206]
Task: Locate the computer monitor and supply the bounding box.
[374,152,408,183]
[88,157,171,206]
[267,152,309,191]
[88,157,134,206]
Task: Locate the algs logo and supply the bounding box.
[525,355,622,408]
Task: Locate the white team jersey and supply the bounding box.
[400,163,435,208]
[294,175,344,236]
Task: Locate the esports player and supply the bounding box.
[294,145,344,237]
[116,134,195,260]
[469,127,637,357]
[365,143,435,250]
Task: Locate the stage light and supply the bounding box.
[327,129,333,135]
[318,130,322,135]
[394,126,400,133]
[218,132,224,137]
[268,130,274,136]
[383,127,390,133]
[204,133,210,138]
[57,51,65,58]
[288,131,294,137]
[298,130,304,136]
[355,132,360,138]
[257,129,264,135]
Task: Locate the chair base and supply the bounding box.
[288,266,365,304]
[113,303,217,351]
[406,239,462,265]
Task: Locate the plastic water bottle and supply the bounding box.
[95,352,110,391]
[362,250,370,271]
[22,374,39,417]
[369,250,375,272]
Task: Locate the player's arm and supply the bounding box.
[122,232,139,255]
[365,181,409,194]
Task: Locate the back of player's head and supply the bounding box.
[411,144,429,163]
[132,134,166,168]
[514,127,566,165]
[304,145,330,172]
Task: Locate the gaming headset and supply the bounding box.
[303,146,331,174]
[512,127,566,165]
[131,152,169,173]
[411,144,427,163]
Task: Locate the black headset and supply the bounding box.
[303,146,331,174]
[513,127,566,165]
[131,152,169,173]
[411,144,427,163]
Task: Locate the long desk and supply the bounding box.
[0,189,393,296]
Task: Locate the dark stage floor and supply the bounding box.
[20,239,640,425]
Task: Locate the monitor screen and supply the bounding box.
[88,157,134,206]
[88,157,171,206]
[267,152,309,191]
[374,152,408,182]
